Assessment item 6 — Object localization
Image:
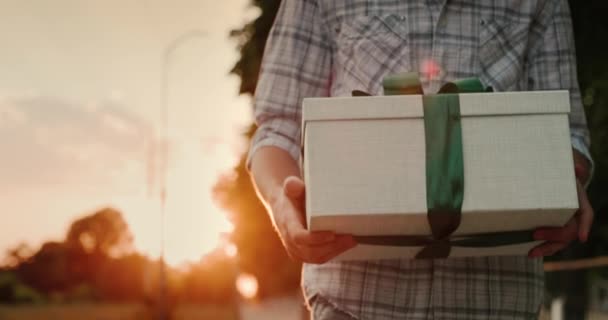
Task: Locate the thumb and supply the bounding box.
[283,176,305,200]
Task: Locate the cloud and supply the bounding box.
[0,95,151,193]
[0,102,27,127]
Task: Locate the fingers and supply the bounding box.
[531,181,595,258]
[296,235,357,264]
[283,176,305,200]
[534,218,578,243]
[293,229,336,246]
[532,218,577,258]
[283,234,357,264]
[576,180,594,242]
[279,176,357,264]
[310,236,358,263]
[285,217,356,263]
[533,183,594,243]
[529,241,568,258]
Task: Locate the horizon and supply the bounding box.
[0,0,256,266]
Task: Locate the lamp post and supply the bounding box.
[158,29,207,320]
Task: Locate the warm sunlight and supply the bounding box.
[224,242,238,258]
[0,0,253,269]
[236,273,259,300]
[114,136,241,267]
[163,137,237,266]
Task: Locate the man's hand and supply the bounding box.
[529,150,594,258]
[271,176,357,264]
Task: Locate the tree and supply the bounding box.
[2,243,34,268]
[570,0,608,211]
[93,253,148,302]
[214,142,301,298]
[0,271,44,304]
[16,242,73,293]
[65,207,134,257]
[214,0,302,298]
[229,0,281,96]
[14,207,136,299]
[178,250,238,304]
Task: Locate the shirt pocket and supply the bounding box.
[478,18,530,92]
[334,14,411,95]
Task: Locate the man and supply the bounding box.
[248,0,594,319]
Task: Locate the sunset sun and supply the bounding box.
[115,136,242,267]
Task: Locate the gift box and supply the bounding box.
[301,84,578,260]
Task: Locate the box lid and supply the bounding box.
[302,90,570,123]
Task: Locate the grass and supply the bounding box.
[0,303,239,320]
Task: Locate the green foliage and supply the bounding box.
[4,206,240,306]
[12,284,44,304]
[13,208,136,297]
[10,208,141,302]
[177,251,238,304]
[571,0,608,212]
[0,271,44,304]
[213,126,301,298]
[230,0,281,95]
[2,243,34,268]
[532,0,608,312]
[92,254,148,302]
[220,0,303,298]
[65,207,134,257]
[63,284,96,303]
[17,242,74,293]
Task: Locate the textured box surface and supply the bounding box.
[302,91,578,260]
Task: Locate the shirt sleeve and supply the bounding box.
[247,0,332,168]
[527,0,594,182]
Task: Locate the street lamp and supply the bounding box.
[158,29,207,320]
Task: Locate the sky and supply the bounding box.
[0,0,256,266]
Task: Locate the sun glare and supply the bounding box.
[236,273,259,299]
[114,136,239,267]
[162,138,236,266]
[224,242,238,258]
[421,58,441,81]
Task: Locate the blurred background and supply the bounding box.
[0,0,606,319]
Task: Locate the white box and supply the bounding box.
[302,91,578,260]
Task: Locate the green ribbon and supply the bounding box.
[351,73,533,259]
[357,229,535,260]
[423,93,463,239]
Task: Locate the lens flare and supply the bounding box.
[236,273,258,299]
[421,59,441,80]
[224,243,238,258]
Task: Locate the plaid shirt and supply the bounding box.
[249,0,591,319]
